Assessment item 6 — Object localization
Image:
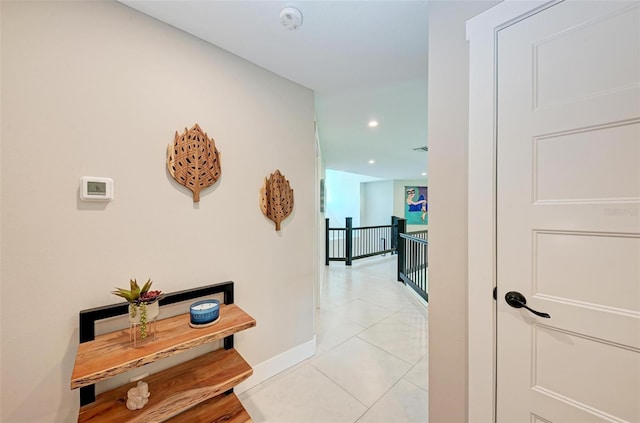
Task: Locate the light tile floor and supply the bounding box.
[238,255,428,423]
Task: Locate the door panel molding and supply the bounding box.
[469,1,639,421]
[466,1,560,421]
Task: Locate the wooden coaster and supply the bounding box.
[189,315,221,329]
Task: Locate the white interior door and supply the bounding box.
[496,1,640,422]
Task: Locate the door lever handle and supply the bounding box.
[505,291,550,318]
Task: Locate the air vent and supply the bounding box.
[413,146,428,152]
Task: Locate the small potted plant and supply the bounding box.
[112,279,163,340]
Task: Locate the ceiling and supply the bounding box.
[120,0,429,180]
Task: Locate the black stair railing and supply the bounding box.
[397,232,428,302]
[325,217,402,265]
[325,216,428,301]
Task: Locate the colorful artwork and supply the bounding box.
[405,186,428,225]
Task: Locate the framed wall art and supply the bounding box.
[404,185,427,225]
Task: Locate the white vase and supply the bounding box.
[129,301,159,346]
[128,301,160,324]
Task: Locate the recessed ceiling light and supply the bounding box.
[368,160,375,164]
[422,172,427,176]
[368,120,378,128]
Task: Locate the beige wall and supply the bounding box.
[361,180,393,226]
[1,1,315,421]
[315,133,325,309]
[427,1,499,422]
[359,178,428,230]
[0,2,3,418]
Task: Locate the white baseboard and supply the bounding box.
[235,336,316,394]
[406,282,428,309]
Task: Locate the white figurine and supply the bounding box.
[126,381,150,410]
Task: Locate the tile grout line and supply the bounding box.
[242,256,428,422]
[307,360,371,415]
[355,334,422,367]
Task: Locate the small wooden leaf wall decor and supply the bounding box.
[260,170,294,231]
[167,124,221,202]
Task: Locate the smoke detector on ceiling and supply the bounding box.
[280,7,303,31]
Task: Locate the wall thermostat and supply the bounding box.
[80,176,114,201]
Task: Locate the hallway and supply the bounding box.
[238,255,428,422]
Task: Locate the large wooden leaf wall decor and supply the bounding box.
[167,124,221,202]
[260,170,294,231]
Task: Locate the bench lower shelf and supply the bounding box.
[167,392,252,423]
[78,348,252,422]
